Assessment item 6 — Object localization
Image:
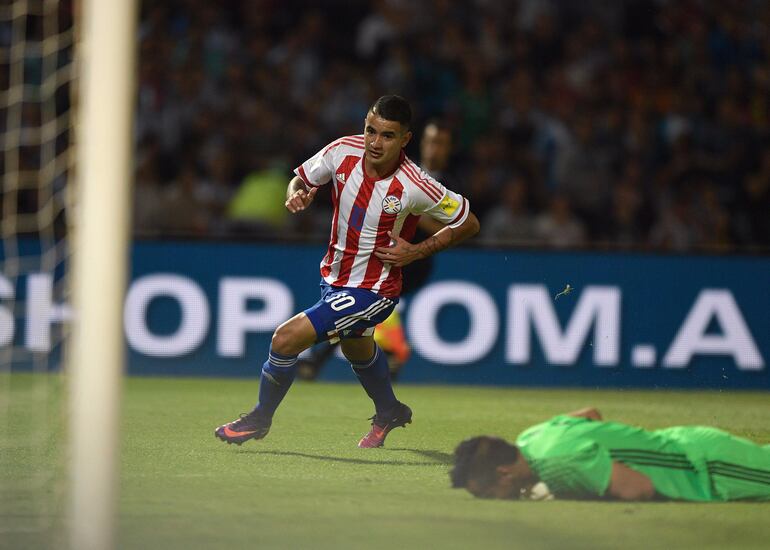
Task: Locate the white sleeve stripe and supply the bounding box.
[401,161,443,202]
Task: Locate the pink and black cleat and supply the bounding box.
[215,410,271,446]
[358,402,412,448]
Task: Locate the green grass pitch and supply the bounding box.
[2,373,770,549]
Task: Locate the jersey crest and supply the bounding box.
[382,195,403,214]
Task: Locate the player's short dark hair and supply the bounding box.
[450,436,519,491]
[369,95,412,130]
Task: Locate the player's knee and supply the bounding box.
[271,322,314,356]
[342,338,376,364]
[270,328,296,356]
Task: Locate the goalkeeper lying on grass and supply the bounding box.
[451,408,770,502]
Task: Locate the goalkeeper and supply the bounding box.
[451,408,770,501]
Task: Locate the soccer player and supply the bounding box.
[296,118,456,381]
[451,407,770,501]
[215,95,480,448]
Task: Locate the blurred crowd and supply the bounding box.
[134,0,770,252]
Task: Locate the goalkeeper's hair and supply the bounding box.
[369,95,412,130]
[450,436,519,490]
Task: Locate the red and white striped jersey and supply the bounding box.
[295,134,470,298]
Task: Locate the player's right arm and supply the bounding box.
[289,135,356,213]
[285,176,317,213]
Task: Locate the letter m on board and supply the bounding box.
[506,284,621,366]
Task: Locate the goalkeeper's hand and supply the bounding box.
[522,482,554,501]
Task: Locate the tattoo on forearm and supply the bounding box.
[424,236,441,257]
[422,227,456,258]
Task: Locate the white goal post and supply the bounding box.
[69,0,137,548]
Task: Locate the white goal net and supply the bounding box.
[0,0,74,546]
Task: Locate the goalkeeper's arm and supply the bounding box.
[566,407,603,420]
[607,462,656,501]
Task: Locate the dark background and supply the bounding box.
[131,0,770,254]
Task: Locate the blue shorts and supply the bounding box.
[304,282,398,344]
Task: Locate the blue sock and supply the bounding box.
[351,345,397,416]
[255,348,298,418]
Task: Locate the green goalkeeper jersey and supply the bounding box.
[515,415,770,502]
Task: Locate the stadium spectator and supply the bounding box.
[649,193,701,252]
[481,175,536,245]
[554,113,614,237]
[159,165,210,236]
[215,96,480,449]
[419,119,459,186]
[355,0,405,60]
[195,150,238,234]
[225,161,292,235]
[599,158,651,247]
[451,407,770,502]
[132,142,166,235]
[742,147,770,247]
[534,194,587,248]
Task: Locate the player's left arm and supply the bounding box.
[375,211,479,267]
[606,462,657,501]
[416,215,446,235]
[376,171,479,266]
